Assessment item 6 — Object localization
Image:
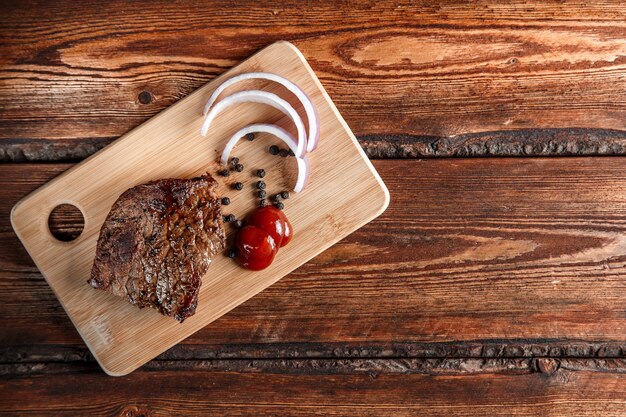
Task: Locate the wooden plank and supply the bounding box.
[2,158,626,362]
[2,1,626,160]
[9,41,389,376]
[2,360,626,416]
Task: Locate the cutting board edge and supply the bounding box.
[282,40,391,214]
[9,40,391,376]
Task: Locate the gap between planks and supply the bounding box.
[2,128,626,162]
[2,357,626,378]
[3,340,626,364]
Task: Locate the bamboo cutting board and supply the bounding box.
[10,41,389,376]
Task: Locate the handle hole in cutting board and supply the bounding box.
[48,204,84,242]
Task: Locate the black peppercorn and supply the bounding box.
[260,199,268,207]
[279,149,289,157]
[256,181,266,190]
[223,214,236,223]
[230,157,239,166]
[226,249,236,258]
[234,163,244,172]
[233,182,244,190]
[281,191,290,200]
[258,190,266,199]
[221,197,230,205]
[275,202,285,210]
[257,169,266,178]
[246,133,255,141]
[218,169,230,177]
[273,193,282,203]
[235,220,243,228]
[269,145,279,155]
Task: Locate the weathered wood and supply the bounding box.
[2,361,626,416]
[4,358,626,378]
[4,129,626,162]
[2,1,626,161]
[3,158,626,363]
[361,128,626,158]
[4,340,626,363]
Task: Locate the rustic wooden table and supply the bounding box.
[2,1,626,415]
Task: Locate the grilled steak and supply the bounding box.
[88,174,226,322]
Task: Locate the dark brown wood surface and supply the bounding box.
[4,360,626,416]
[2,0,626,161]
[3,159,626,414]
[2,1,626,415]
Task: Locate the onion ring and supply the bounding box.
[203,72,319,152]
[220,123,309,192]
[200,90,307,158]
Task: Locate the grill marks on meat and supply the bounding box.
[88,175,226,322]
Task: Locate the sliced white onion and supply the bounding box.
[200,90,307,158]
[203,72,320,152]
[294,154,310,193]
[220,123,309,192]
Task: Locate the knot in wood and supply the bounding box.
[138,91,153,105]
[536,358,560,375]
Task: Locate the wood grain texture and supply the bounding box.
[3,158,626,365]
[3,361,626,416]
[9,41,389,376]
[2,0,626,161]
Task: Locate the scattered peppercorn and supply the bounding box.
[281,191,290,200]
[288,149,295,156]
[257,169,266,178]
[258,190,266,199]
[275,202,285,210]
[246,132,255,141]
[279,149,289,157]
[256,181,266,190]
[233,182,244,190]
[234,163,244,172]
[273,194,282,203]
[223,214,236,223]
[260,199,268,207]
[227,249,236,258]
[221,197,231,205]
[218,169,230,177]
[230,157,239,166]
[269,145,279,155]
[235,220,243,228]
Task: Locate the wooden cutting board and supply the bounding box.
[10,41,389,376]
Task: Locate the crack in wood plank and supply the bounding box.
[2,340,626,366]
[3,357,626,378]
[2,128,626,162]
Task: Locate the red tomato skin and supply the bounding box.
[264,206,292,247]
[279,216,292,247]
[235,225,277,270]
[239,253,276,271]
[246,206,286,247]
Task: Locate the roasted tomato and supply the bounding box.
[234,225,278,271]
[246,206,292,247]
[233,206,293,270]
